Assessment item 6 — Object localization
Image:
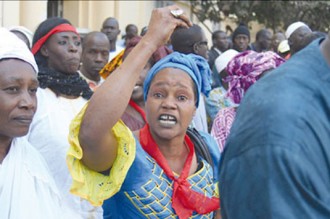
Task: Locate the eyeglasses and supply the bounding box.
[196,41,208,46]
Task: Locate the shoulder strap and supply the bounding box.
[186,127,214,168]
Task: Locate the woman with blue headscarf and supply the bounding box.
[67,5,221,219]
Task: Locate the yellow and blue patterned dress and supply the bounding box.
[67,104,220,218]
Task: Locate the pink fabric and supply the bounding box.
[225,50,285,104]
[211,107,236,152]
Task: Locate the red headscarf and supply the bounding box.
[31,23,79,55]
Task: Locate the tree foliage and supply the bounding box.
[188,0,330,33]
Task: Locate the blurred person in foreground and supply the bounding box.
[219,25,330,219]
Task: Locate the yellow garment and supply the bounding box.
[67,103,136,206]
[99,49,125,79]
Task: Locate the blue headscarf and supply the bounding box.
[143,52,212,107]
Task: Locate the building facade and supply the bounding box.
[0,1,201,39]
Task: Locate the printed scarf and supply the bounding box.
[140,124,219,219]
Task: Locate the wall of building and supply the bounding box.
[0,0,264,47]
[0,1,156,37]
[0,1,47,32]
[62,0,156,39]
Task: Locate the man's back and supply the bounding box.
[219,38,330,218]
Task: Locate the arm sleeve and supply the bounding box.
[66,103,136,206]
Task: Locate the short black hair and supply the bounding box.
[212,30,226,40]
[256,29,270,41]
[125,24,138,33]
[171,24,204,54]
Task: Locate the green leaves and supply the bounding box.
[189,0,330,33]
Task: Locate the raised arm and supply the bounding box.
[79,5,192,172]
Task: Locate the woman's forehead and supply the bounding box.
[0,59,37,80]
[151,68,193,83]
[51,31,80,39]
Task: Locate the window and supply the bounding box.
[47,0,63,18]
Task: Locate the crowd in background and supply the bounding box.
[0,4,329,219]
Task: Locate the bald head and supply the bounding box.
[102,17,119,29]
[83,31,108,49]
[171,24,208,59]
[81,31,110,82]
[101,17,121,43]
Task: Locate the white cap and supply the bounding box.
[285,21,309,39]
[7,26,33,47]
[0,28,38,73]
[277,40,290,53]
[215,49,239,73]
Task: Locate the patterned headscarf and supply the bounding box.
[225,50,285,104]
[143,52,212,107]
[100,36,172,79]
[99,50,124,79]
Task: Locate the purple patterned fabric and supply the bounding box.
[224,50,285,104]
[211,107,237,152]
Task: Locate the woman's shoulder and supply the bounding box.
[14,137,59,188]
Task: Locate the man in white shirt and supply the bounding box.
[101,17,124,61]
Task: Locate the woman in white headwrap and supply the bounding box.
[8,25,33,49]
[0,28,78,219]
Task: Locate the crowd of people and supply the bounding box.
[0,4,329,219]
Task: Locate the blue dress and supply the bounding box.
[103,131,220,219]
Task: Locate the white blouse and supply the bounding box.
[0,137,78,218]
[27,88,102,218]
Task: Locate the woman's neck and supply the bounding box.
[157,138,187,160]
[126,104,145,122]
[0,137,12,163]
[158,139,189,175]
[58,93,80,99]
[135,99,145,109]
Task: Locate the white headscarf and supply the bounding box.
[285,21,310,39]
[7,25,33,47]
[0,27,38,73]
[215,49,239,73]
[0,137,80,219]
